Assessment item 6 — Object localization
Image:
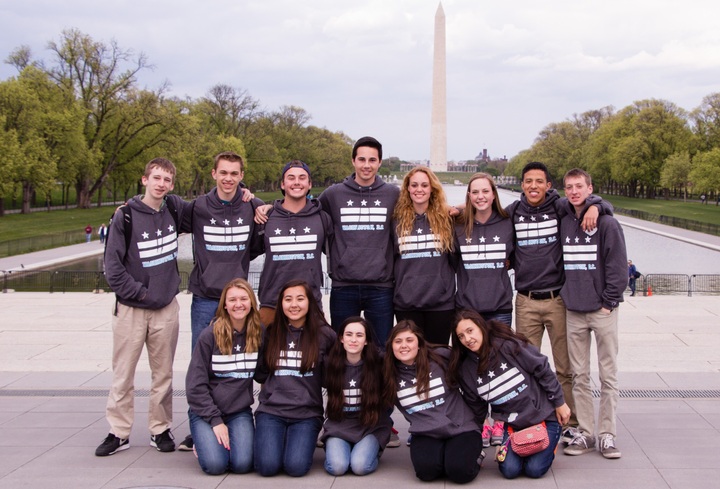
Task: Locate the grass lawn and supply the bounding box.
[599,194,720,226]
[0,207,115,243]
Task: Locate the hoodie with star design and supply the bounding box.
[319,174,399,287]
[257,198,332,309]
[182,188,263,301]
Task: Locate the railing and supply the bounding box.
[1,270,333,294]
[632,274,720,296]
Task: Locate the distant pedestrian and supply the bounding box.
[700,193,707,204]
[85,225,93,243]
[98,224,107,244]
[627,260,637,296]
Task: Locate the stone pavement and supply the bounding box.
[1,234,720,488]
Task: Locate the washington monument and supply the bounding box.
[430,2,447,172]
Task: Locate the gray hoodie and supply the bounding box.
[559,200,627,312]
[104,194,186,310]
[257,198,332,309]
[393,348,480,438]
[453,211,515,314]
[319,174,399,287]
[183,188,263,301]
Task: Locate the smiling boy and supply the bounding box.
[560,168,626,459]
[98,157,187,456]
[256,160,332,326]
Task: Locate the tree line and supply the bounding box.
[0,29,353,215]
[507,97,720,200]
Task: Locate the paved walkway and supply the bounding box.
[1,227,720,488]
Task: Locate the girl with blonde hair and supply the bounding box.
[392,166,456,344]
[185,278,263,475]
[454,172,515,447]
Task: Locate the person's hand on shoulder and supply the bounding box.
[581,205,599,232]
[254,204,272,224]
[241,188,255,202]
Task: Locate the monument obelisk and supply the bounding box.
[430,2,447,172]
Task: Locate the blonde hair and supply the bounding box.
[460,172,509,240]
[394,167,454,253]
[212,278,262,355]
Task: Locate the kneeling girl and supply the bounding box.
[322,316,391,475]
[185,278,263,475]
[253,279,336,477]
[384,320,483,484]
[450,309,570,479]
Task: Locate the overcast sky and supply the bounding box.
[1,0,719,162]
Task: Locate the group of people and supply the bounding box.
[96,136,628,483]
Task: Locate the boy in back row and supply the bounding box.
[97,158,187,456]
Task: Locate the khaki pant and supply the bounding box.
[567,308,619,438]
[105,298,179,438]
[515,293,577,426]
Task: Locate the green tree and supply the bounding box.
[689,148,720,197]
[660,151,692,200]
[691,93,720,151]
[0,68,80,213]
[585,99,692,197]
[524,107,613,184]
[42,28,183,208]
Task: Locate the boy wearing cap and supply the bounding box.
[257,160,333,326]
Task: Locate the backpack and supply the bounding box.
[104,197,180,256]
[634,270,641,279]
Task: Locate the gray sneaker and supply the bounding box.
[563,432,596,456]
[599,434,621,459]
[386,431,401,448]
[561,426,578,445]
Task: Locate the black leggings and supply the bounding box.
[395,309,455,345]
[409,431,483,484]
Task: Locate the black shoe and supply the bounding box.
[178,434,194,451]
[150,428,175,452]
[95,433,129,456]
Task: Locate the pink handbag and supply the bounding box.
[508,422,549,456]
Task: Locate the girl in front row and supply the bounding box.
[253,279,336,477]
[384,320,483,484]
[321,316,391,476]
[185,278,263,475]
[450,310,570,479]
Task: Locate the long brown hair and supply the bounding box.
[263,279,327,374]
[212,278,262,355]
[394,167,454,253]
[325,316,384,426]
[459,172,509,240]
[383,319,448,406]
[448,309,528,386]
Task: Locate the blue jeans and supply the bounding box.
[191,295,219,352]
[330,286,394,346]
[324,434,380,476]
[498,419,561,479]
[253,412,322,477]
[481,312,513,327]
[189,410,254,475]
